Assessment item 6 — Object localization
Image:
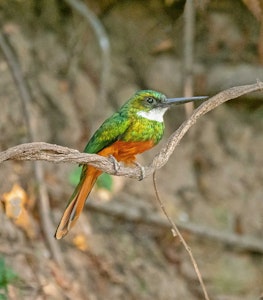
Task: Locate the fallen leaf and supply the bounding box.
[1,184,37,239]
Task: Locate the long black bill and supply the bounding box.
[165,96,208,106]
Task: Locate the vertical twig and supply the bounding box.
[64,0,111,101]
[153,171,210,300]
[183,0,196,117]
[0,31,65,269]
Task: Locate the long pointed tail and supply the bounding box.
[55,166,101,239]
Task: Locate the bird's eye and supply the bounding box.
[146,97,155,104]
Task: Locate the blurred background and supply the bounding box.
[0,0,263,299]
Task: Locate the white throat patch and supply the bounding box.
[137,107,168,122]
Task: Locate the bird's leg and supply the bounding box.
[109,155,120,174]
[134,161,145,181]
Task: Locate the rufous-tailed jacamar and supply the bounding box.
[55,90,206,239]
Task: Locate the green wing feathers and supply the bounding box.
[84,112,130,154]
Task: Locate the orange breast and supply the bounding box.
[98,140,154,164]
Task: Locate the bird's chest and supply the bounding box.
[122,118,164,144]
[97,119,164,164]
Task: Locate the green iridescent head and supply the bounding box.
[124,90,167,113]
[124,90,206,111]
[121,90,207,121]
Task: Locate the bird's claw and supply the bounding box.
[109,155,120,174]
[134,161,145,181]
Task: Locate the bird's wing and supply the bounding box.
[84,112,130,154]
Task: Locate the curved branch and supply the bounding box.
[150,81,263,171]
[0,82,262,180]
[64,0,111,100]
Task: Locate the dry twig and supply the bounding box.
[153,171,210,300]
[64,0,111,100]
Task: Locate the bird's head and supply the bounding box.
[123,90,207,122]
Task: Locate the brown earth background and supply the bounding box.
[0,0,263,299]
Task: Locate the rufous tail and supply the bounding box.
[55,166,101,239]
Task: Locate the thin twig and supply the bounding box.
[64,0,111,101]
[0,31,65,269]
[153,171,210,300]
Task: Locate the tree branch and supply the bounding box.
[64,0,111,101]
[0,82,262,181]
[151,81,263,172]
[85,200,263,253]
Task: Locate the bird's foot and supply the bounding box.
[134,161,145,181]
[109,155,120,174]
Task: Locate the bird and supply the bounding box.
[55,90,206,239]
